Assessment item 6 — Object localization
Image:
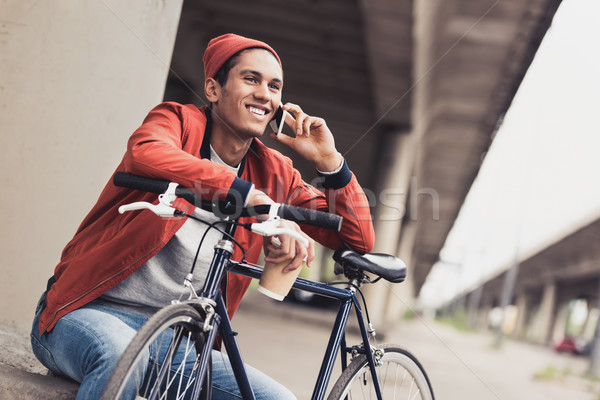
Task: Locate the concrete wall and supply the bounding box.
[0,0,183,333]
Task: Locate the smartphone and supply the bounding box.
[269,105,289,136]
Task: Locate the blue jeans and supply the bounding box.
[30,295,296,400]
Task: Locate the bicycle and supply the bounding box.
[100,172,435,400]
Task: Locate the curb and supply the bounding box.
[0,325,78,399]
[0,365,78,400]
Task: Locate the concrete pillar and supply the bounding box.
[467,286,484,330]
[583,307,600,341]
[480,303,492,331]
[362,127,415,334]
[475,295,487,328]
[494,263,520,348]
[588,279,600,376]
[513,292,529,339]
[0,0,183,332]
[382,218,417,327]
[551,302,569,344]
[530,282,557,344]
[590,310,600,377]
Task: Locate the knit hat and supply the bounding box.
[203,33,281,81]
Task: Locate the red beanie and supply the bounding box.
[203,33,282,81]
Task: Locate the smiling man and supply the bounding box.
[30,33,374,399]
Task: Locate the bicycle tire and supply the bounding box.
[327,344,434,400]
[100,303,212,400]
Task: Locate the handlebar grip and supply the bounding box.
[113,172,198,204]
[114,172,170,194]
[277,204,343,232]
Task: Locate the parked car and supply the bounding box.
[554,336,591,356]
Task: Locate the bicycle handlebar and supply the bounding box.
[113,172,343,231]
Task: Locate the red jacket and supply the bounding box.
[39,102,374,334]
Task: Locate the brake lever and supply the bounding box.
[118,182,179,217]
[118,201,177,217]
[250,218,309,248]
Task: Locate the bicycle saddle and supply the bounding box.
[333,248,407,283]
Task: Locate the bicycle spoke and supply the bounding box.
[327,345,434,400]
[101,304,210,400]
[392,363,399,399]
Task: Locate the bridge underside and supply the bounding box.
[165,0,564,294]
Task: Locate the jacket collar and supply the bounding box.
[200,107,257,178]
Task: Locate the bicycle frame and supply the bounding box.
[228,261,384,400]
[189,219,384,399]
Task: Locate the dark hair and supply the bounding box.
[213,46,275,87]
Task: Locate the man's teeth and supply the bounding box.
[248,106,266,116]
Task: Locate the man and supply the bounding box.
[31,33,374,399]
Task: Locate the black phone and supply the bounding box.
[269,105,288,135]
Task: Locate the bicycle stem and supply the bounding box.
[199,221,238,300]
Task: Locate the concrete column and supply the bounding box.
[467,286,484,330]
[382,218,417,327]
[588,278,600,376]
[583,307,600,341]
[362,127,415,333]
[0,0,183,332]
[480,304,492,331]
[551,302,569,344]
[495,263,520,348]
[531,282,557,344]
[513,292,529,339]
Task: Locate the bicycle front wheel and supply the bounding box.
[328,344,434,400]
[100,303,212,400]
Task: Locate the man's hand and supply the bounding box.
[247,188,274,208]
[270,103,343,172]
[264,220,315,273]
[248,189,315,271]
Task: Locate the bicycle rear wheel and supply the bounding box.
[100,303,212,400]
[327,344,434,400]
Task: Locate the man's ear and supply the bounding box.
[205,78,219,102]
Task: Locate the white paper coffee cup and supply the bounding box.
[258,260,302,301]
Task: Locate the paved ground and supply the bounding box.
[234,290,599,400]
[0,325,78,399]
